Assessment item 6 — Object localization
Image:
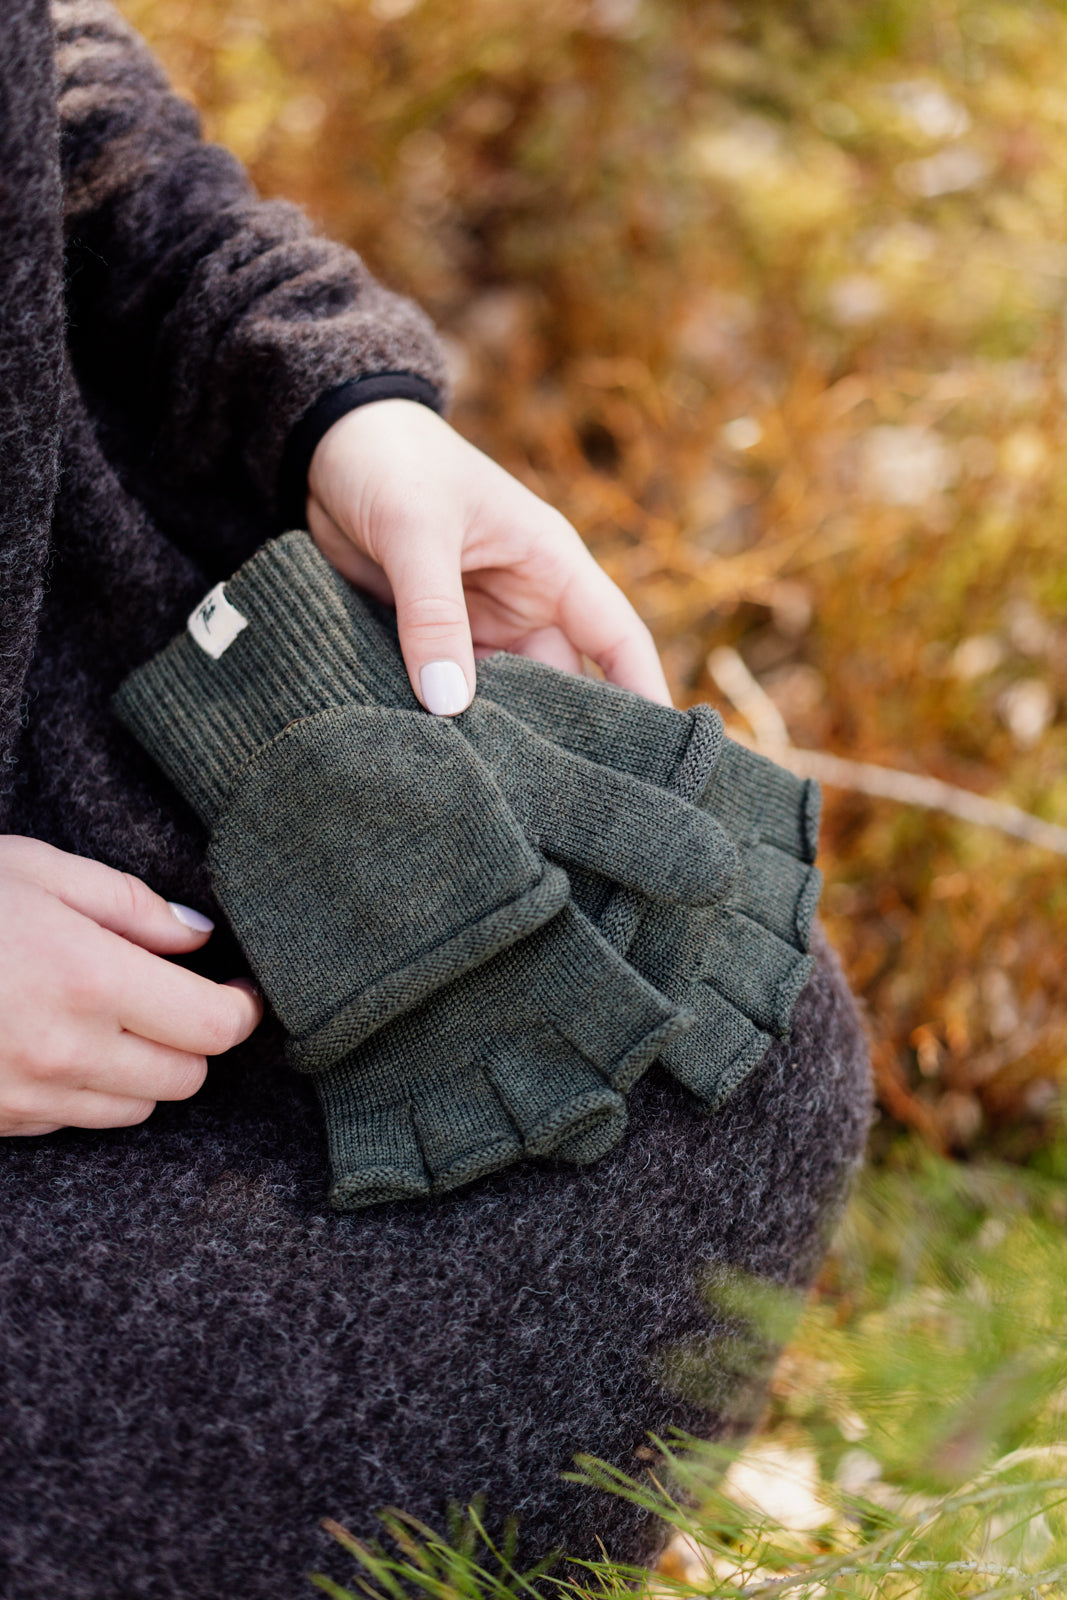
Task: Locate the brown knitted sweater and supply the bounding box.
[1,0,446,922]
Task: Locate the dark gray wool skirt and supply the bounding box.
[0,928,870,1600]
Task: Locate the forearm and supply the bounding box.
[54,0,447,524]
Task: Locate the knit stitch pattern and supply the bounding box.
[318,902,684,1207]
[114,535,759,1206]
[113,541,574,1058]
[473,653,823,1110]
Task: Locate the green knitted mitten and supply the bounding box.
[472,651,822,1115]
[115,541,561,1059]
[113,534,740,1208]
[316,901,684,1209]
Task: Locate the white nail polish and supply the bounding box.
[420,659,471,716]
[168,902,215,933]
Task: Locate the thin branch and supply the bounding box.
[707,646,1067,858]
[707,647,792,755]
[778,747,1067,856]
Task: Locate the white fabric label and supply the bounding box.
[187,583,249,660]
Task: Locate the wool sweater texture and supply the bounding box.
[1,0,446,883]
[0,1,874,1592]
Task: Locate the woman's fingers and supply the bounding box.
[461,495,672,703]
[307,498,395,604]
[474,623,581,676]
[74,1031,209,1104]
[0,836,215,955]
[3,1088,158,1133]
[0,1018,168,1133]
[385,537,477,715]
[0,840,262,1139]
[107,935,264,1055]
[0,956,257,1134]
[305,395,673,706]
[308,400,477,711]
[555,553,672,706]
[0,971,257,1134]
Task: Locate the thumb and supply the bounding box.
[386,543,476,716]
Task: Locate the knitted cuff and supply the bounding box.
[112,532,415,824]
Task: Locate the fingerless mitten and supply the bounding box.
[114,534,741,1208]
[113,536,568,1065]
[472,652,822,1112]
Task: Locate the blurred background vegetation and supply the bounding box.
[123,1,1067,1590]
[126,0,1067,1163]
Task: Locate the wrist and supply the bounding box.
[279,373,444,532]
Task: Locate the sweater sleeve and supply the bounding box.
[52,0,448,538]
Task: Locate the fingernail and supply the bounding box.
[168,902,215,933]
[420,659,471,716]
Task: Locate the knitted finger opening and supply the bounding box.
[526,1087,629,1164]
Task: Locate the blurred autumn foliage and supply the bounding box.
[127,0,1067,1164]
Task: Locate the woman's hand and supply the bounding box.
[306,399,671,715]
[0,837,263,1136]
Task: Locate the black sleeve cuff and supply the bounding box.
[277,371,445,530]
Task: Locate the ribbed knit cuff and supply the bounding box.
[278,372,444,531]
[112,532,417,824]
